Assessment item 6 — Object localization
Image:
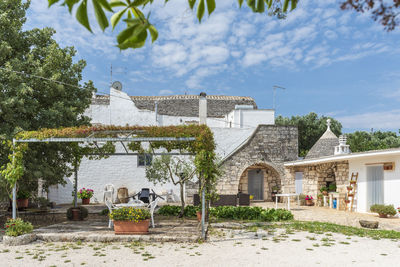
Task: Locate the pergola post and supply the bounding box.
[74,157,78,208]
[12,139,17,219]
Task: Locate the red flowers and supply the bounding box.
[305,195,313,200]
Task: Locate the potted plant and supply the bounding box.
[109,207,150,235]
[271,186,279,202]
[78,188,94,205]
[370,204,397,218]
[17,190,30,209]
[67,206,89,221]
[350,180,357,185]
[305,195,314,206]
[4,218,33,237]
[328,183,336,192]
[346,185,353,191]
[319,187,328,196]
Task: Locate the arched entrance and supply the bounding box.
[238,163,280,201]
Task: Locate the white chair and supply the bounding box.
[103,184,115,203]
[104,194,116,228]
[147,198,160,228]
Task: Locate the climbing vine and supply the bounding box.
[2,124,218,198]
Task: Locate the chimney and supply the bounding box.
[334,135,350,155]
[199,92,207,125]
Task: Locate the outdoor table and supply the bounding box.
[275,193,300,210]
[115,200,147,208]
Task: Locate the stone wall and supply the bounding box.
[283,161,349,198]
[217,125,298,195]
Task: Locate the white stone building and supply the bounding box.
[48,87,280,204]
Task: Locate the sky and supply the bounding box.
[25,0,400,133]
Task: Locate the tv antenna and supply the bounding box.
[272,85,286,110]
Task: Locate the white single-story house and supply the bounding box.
[284,120,400,213]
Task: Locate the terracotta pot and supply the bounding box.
[350,181,357,184]
[17,198,29,209]
[196,211,202,222]
[71,208,81,221]
[378,213,388,218]
[82,198,90,205]
[114,220,150,235]
[322,191,328,196]
[305,199,314,206]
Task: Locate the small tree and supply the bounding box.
[145,155,196,217]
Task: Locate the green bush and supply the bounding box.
[157,205,199,217]
[157,205,293,222]
[66,206,89,220]
[17,190,30,199]
[99,208,109,216]
[4,218,33,237]
[370,204,397,216]
[109,207,150,222]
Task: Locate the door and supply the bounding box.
[295,172,303,194]
[248,169,264,200]
[366,165,384,210]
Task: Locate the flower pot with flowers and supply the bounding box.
[305,195,314,206]
[109,207,151,235]
[16,190,30,209]
[370,204,397,218]
[78,188,94,205]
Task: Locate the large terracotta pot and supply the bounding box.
[17,198,29,209]
[305,199,314,206]
[196,211,202,222]
[82,198,90,205]
[378,213,388,218]
[71,208,81,221]
[114,220,150,235]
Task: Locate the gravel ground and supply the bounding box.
[0,228,399,267]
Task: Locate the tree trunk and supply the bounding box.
[179,182,185,218]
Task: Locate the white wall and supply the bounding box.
[48,144,181,204]
[349,155,400,213]
[225,109,275,128]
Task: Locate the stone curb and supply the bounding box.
[210,222,274,229]
[2,234,37,246]
[35,233,200,243]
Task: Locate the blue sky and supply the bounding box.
[25,0,400,132]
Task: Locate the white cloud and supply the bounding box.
[338,110,400,130]
[159,89,173,95]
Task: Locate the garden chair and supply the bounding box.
[104,196,117,228]
[103,184,115,203]
[147,197,160,228]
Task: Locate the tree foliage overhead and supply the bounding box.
[48,0,298,50]
[341,0,400,31]
[275,112,342,157]
[346,130,400,152]
[0,0,95,196]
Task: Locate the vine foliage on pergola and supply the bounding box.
[1,124,219,203]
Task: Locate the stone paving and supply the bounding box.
[253,202,400,231]
[33,216,201,243]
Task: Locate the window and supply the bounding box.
[138,153,152,167]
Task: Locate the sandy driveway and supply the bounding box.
[1,228,399,267]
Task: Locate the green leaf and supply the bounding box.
[266,0,272,9]
[197,0,205,22]
[76,0,92,32]
[237,0,244,8]
[283,0,289,12]
[188,0,196,10]
[148,25,158,43]
[206,0,215,15]
[247,0,256,12]
[93,0,109,31]
[111,8,128,30]
[116,24,139,44]
[62,0,80,13]
[109,0,127,7]
[117,27,148,49]
[256,0,264,13]
[48,0,61,7]
[131,0,151,6]
[97,0,113,12]
[291,0,298,11]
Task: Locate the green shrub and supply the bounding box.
[157,205,181,216]
[99,208,109,216]
[4,218,33,237]
[183,205,199,217]
[109,207,150,222]
[66,206,89,220]
[17,190,30,199]
[370,204,397,216]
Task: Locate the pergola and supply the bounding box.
[5,125,216,239]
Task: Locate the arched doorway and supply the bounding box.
[238,163,280,201]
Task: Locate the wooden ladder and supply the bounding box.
[346,172,358,212]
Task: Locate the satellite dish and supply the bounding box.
[111,81,123,91]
